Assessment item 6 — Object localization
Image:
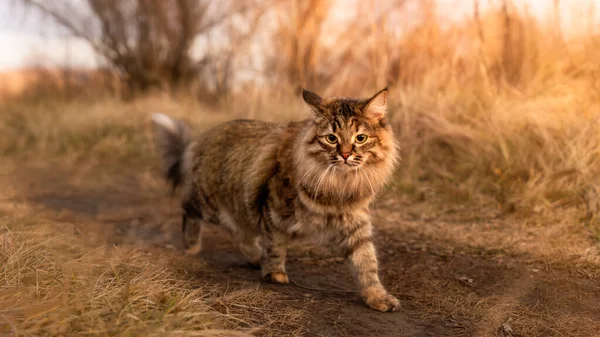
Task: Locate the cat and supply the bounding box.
[151,88,400,312]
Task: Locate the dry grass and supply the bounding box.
[392,73,600,212]
[0,202,306,336]
[0,68,120,101]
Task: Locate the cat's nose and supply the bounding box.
[340,153,351,160]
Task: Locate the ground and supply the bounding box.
[1,155,599,337]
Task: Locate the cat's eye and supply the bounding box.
[325,134,338,144]
[355,134,368,144]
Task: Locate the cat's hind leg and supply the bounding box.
[182,213,204,255]
[182,198,204,255]
[237,233,262,268]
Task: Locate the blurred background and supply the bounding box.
[1,0,598,98]
[2,0,600,217]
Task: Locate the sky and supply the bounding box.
[0,0,598,71]
[0,2,98,70]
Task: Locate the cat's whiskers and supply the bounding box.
[296,164,315,187]
[359,166,376,196]
[296,156,326,187]
[365,159,400,204]
[337,168,349,201]
[313,164,333,200]
[327,166,336,197]
[364,161,391,188]
[345,167,361,201]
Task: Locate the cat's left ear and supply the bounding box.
[302,89,323,115]
[364,88,388,123]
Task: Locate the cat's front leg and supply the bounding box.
[261,229,289,283]
[342,222,400,312]
[260,211,290,284]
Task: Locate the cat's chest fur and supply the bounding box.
[267,170,369,242]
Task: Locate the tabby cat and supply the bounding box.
[151,88,400,311]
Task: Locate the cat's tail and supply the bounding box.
[150,113,191,190]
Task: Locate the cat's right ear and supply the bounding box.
[302,89,323,115]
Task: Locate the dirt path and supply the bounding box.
[2,162,599,336]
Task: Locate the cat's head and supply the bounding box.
[301,88,397,172]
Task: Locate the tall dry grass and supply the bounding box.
[3,1,600,223]
[387,4,600,218]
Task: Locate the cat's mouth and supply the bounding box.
[332,160,362,168]
[329,154,364,168]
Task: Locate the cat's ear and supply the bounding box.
[364,88,388,123]
[302,89,323,115]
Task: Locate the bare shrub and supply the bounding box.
[20,0,263,98]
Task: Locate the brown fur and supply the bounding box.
[151,88,400,311]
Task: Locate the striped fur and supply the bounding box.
[151,89,400,311]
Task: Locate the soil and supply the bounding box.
[2,161,599,337]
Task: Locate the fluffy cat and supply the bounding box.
[151,88,400,311]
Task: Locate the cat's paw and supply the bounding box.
[262,272,289,284]
[362,287,401,312]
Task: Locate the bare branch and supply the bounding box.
[19,0,265,96]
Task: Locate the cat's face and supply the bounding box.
[302,89,394,171]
